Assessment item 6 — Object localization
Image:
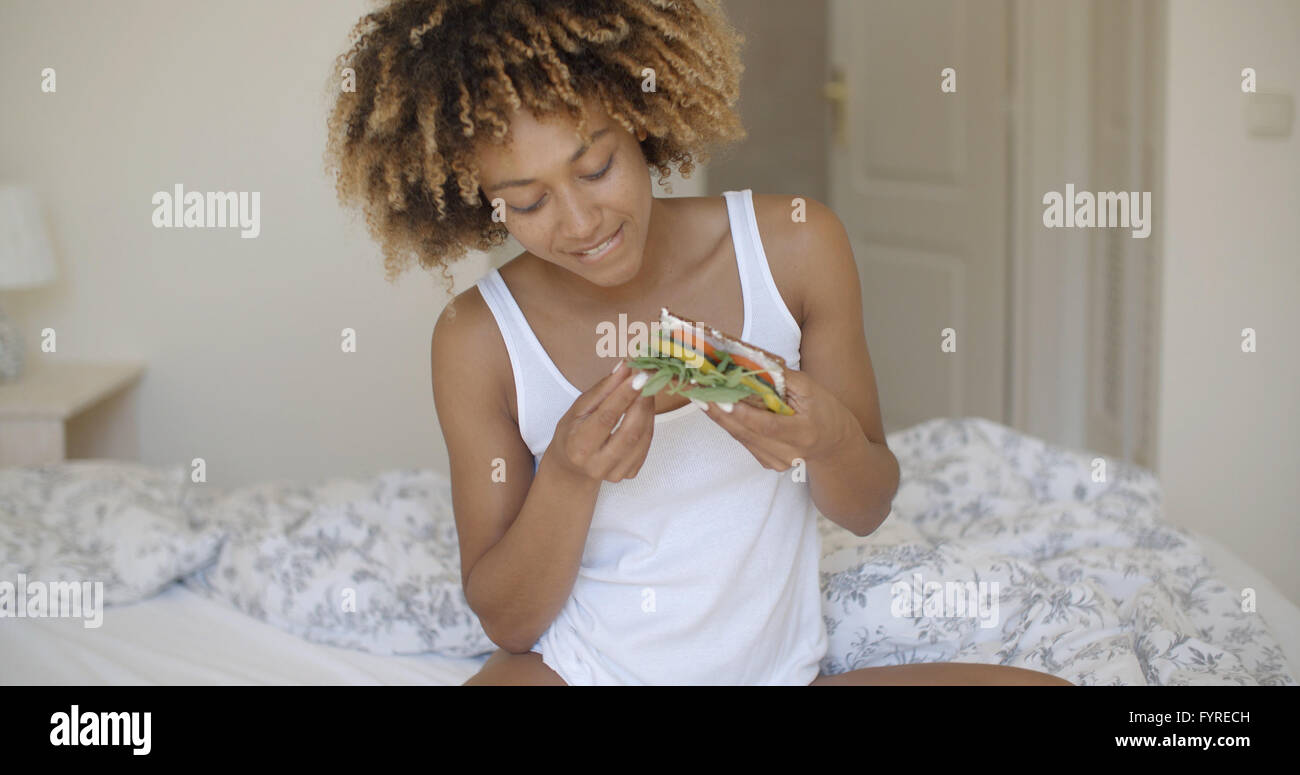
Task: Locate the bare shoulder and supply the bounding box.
[430,273,538,598]
[748,193,848,328]
[431,278,513,426]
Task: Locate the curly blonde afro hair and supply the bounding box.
[323,0,748,299]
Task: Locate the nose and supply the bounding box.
[556,189,602,244]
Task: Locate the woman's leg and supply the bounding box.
[461,648,568,686]
[462,651,1071,686]
[810,662,1073,686]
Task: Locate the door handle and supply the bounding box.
[822,66,848,147]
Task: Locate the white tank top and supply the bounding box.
[474,189,828,685]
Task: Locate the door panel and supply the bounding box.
[829,0,1010,432]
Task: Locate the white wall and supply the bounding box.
[0,0,702,488]
[1158,0,1300,606]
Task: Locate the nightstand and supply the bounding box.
[0,360,145,466]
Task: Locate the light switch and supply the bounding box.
[1246,92,1294,137]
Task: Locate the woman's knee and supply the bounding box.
[461,648,568,686]
[811,662,1073,686]
[995,665,1074,686]
[917,662,1072,686]
[919,663,1073,686]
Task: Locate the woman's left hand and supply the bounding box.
[690,367,859,471]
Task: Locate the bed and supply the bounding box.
[2,417,1295,686]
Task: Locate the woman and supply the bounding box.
[324,0,1071,686]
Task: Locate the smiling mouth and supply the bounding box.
[571,224,622,257]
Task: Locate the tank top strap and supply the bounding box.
[722,189,803,368]
[474,267,578,463]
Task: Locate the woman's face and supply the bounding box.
[474,98,654,289]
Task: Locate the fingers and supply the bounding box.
[755,450,794,471]
[558,361,659,483]
[581,367,648,439]
[568,361,662,481]
[596,392,655,479]
[740,444,792,471]
[701,403,799,471]
[573,359,631,418]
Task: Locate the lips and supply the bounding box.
[570,224,621,256]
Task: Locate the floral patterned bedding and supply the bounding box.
[818,418,1295,686]
[1,417,1293,685]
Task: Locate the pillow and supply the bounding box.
[181,469,494,658]
[0,461,223,606]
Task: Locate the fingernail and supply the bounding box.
[689,398,708,410]
[611,359,623,374]
[717,401,734,413]
[631,371,649,390]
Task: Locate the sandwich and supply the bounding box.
[624,308,795,415]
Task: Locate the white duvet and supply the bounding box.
[1,417,1294,685]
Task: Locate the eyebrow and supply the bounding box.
[484,127,612,194]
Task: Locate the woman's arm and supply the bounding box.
[806,423,899,536]
[431,295,602,653]
[781,197,900,534]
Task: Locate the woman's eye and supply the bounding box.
[584,155,615,180]
[509,155,614,214]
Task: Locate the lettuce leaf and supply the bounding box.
[625,334,770,404]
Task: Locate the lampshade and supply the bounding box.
[0,184,57,289]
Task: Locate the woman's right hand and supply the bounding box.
[545,360,656,484]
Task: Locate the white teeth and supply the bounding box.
[578,229,617,255]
